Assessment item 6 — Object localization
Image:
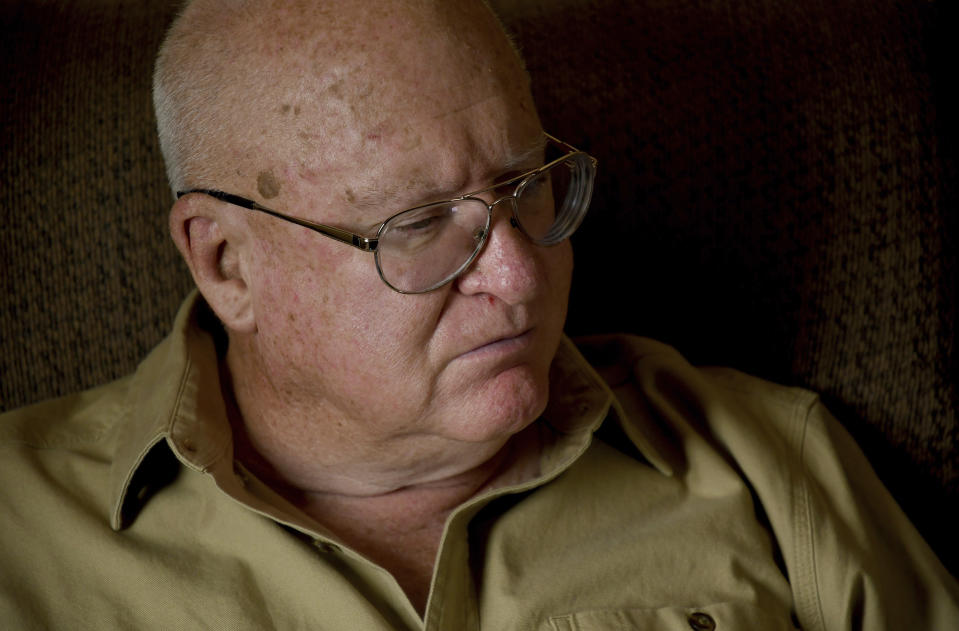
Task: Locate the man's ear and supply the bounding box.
[169,196,256,334]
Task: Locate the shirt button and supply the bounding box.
[687,612,716,631]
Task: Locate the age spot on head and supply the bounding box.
[257,170,282,199]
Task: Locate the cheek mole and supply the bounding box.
[257,170,282,199]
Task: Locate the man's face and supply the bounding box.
[230,5,572,473]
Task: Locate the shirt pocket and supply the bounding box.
[544,601,798,631]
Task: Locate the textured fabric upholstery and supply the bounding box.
[2,0,956,573]
[1,0,190,405]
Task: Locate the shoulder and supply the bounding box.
[573,334,959,628]
[0,376,132,453]
[574,333,821,448]
[0,378,132,604]
[0,377,134,530]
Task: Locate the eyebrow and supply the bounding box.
[350,132,549,230]
[501,133,548,172]
[429,133,551,197]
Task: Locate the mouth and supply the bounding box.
[459,328,535,361]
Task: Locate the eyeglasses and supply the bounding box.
[177,134,597,294]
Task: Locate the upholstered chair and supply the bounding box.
[2,0,955,574]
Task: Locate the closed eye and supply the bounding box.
[392,212,448,235]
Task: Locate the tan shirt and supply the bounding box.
[1,294,956,630]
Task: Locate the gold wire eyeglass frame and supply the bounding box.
[177,133,597,293]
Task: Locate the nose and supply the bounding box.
[454,198,539,303]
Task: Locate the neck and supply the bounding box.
[230,405,543,522]
[220,346,544,613]
[232,401,542,615]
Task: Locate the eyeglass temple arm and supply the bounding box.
[544,133,598,168]
[176,189,377,252]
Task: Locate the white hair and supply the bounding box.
[152,0,526,197]
[153,0,260,196]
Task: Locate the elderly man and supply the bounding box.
[1,0,957,628]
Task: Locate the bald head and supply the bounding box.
[156,0,570,503]
[153,0,531,199]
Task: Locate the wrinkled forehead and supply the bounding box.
[293,24,528,155]
[196,0,535,198]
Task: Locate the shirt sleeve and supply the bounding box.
[784,397,959,631]
[577,333,959,629]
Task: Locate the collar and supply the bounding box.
[109,290,232,530]
[539,336,673,480]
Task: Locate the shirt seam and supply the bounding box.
[166,342,231,473]
[794,396,828,631]
[0,426,111,450]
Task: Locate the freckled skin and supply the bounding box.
[196,0,571,498]
[257,170,282,199]
[164,2,578,611]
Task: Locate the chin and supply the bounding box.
[444,363,550,444]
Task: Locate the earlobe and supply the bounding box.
[169,197,256,334]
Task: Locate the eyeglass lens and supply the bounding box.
[375,152,594,293]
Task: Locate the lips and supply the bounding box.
[459,328,534,361]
